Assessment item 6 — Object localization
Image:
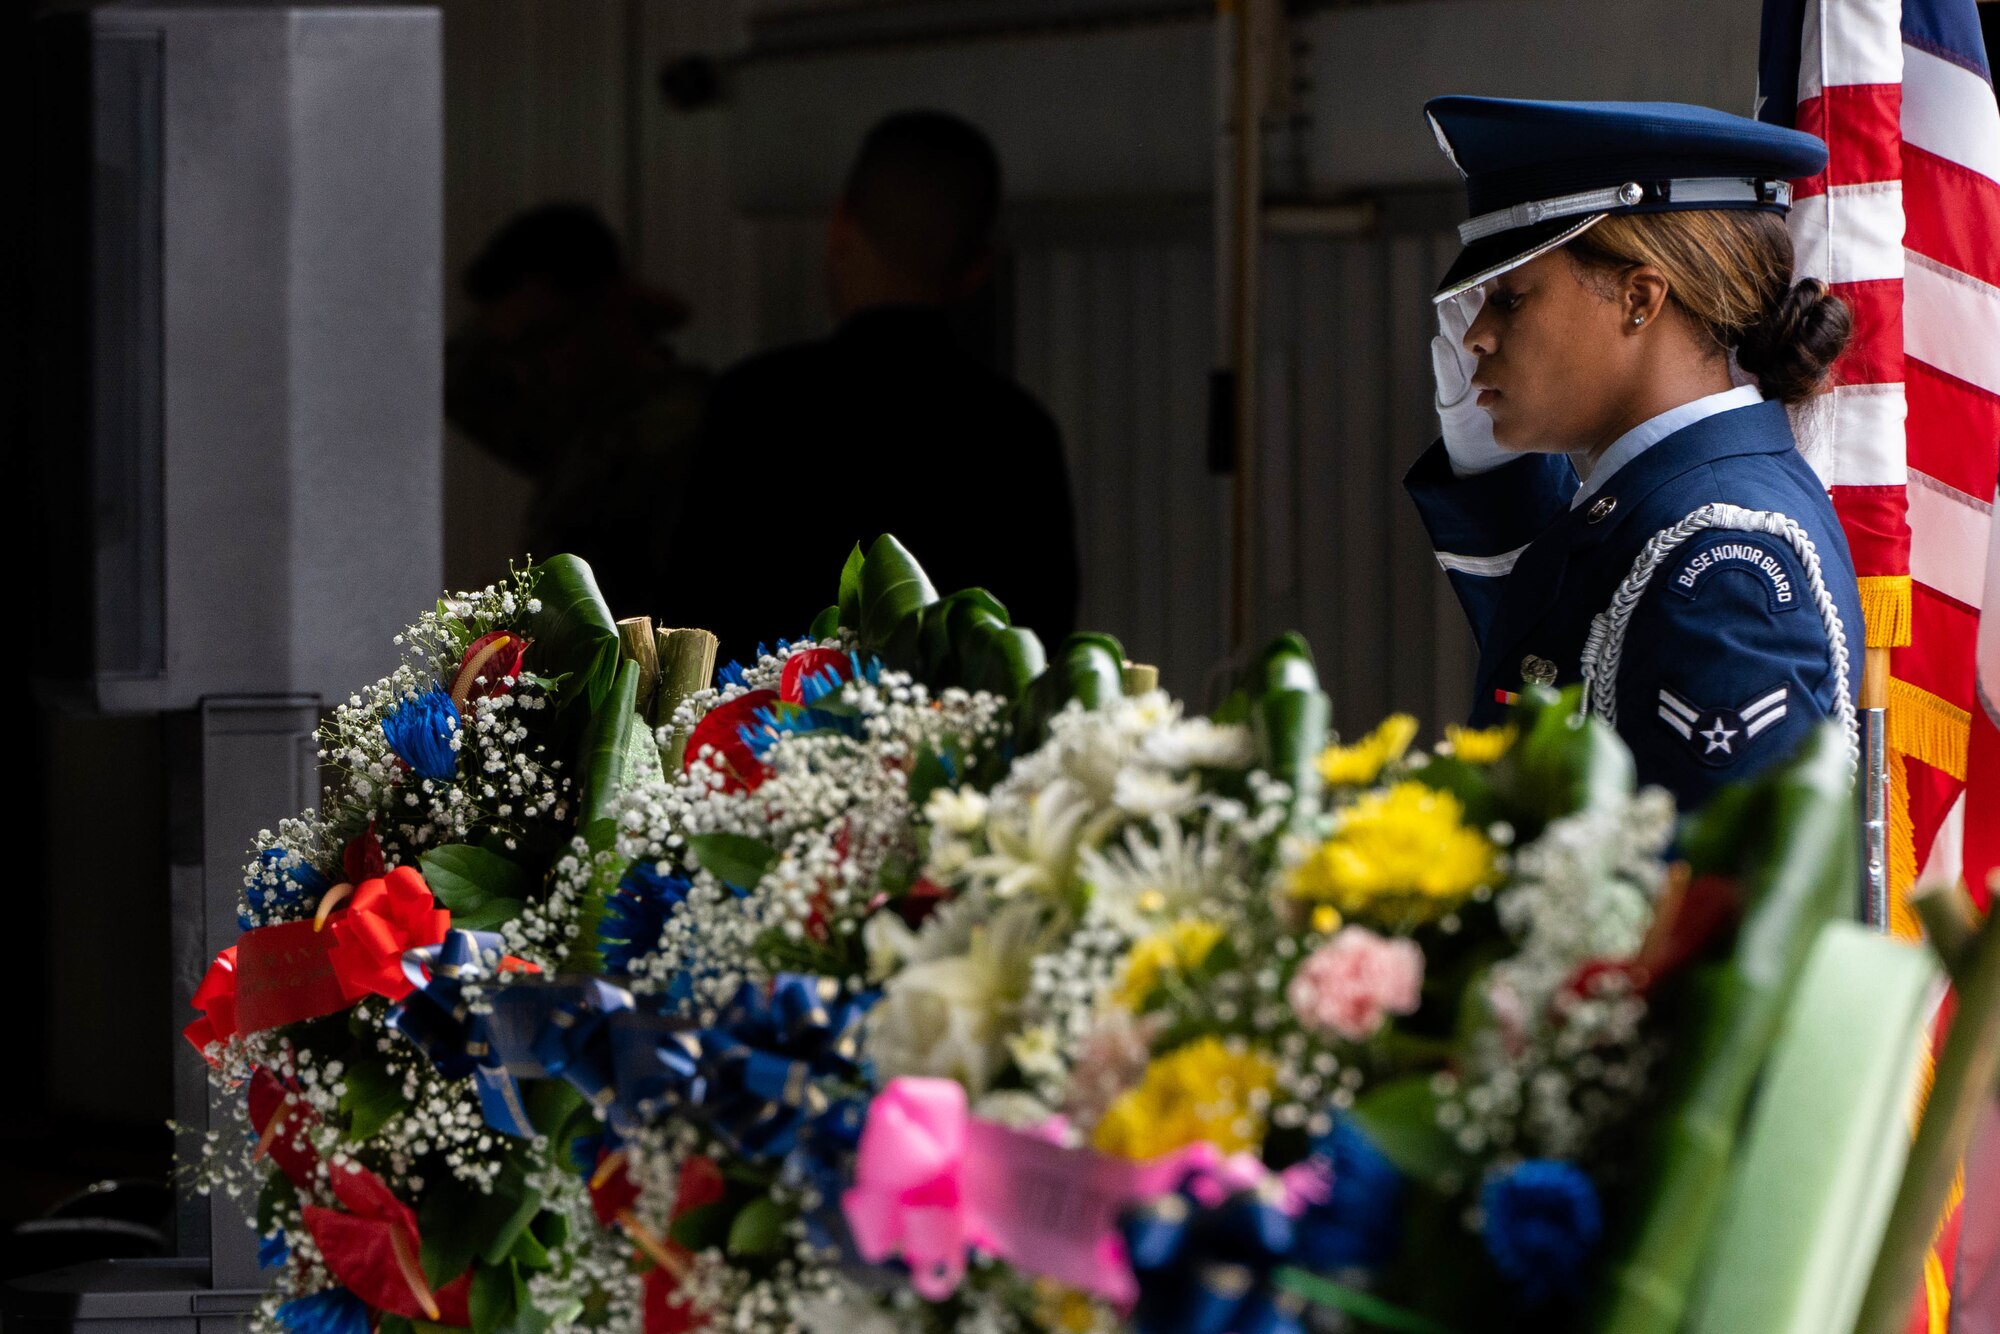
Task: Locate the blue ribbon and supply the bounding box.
[1121,1177,1308,1334]
[696,974,872,1160]
[393,938,873,1172]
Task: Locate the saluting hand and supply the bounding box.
[1431,289,1515,476]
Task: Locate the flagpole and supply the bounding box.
[1862,646,1891,931]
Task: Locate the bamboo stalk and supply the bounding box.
[653,627,718,771]
[618,617,659,718]
[1855,886,2000,1334]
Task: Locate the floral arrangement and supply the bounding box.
[191,538,1874,1334]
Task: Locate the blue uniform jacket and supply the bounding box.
[1406,400,1864,809]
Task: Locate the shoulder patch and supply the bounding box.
[1657,684,1791,766]
[1667,535,1798,612]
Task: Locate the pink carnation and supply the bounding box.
[1287,927,1424,1041]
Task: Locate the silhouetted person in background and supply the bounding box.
[446,203,707,612]
[669,111,1080,662]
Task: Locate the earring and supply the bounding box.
[1633,314,1646,326]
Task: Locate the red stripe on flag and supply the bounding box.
[1897,582,1979,712]
[1808,83,1905,189]
[1903,145,2000,292]
[1832,484,1915,578]
[1830,278,1907,389]
[1906,360,2000,499]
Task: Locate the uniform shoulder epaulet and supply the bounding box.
[1578,502,1858,768]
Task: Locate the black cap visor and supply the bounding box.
[1432,213,1608,302]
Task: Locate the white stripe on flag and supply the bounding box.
[1902,43,2000,187]
[1906,253,2000,398]
[1796,0,1903,100]
[1789,184,1907,285]
[1909,469,1993,613]
[1790,382,1907,489]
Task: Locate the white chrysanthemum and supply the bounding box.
[961,778,1097,899]
[865,898,1051,1096]
[923,785,990,833]
[1111,768,1201,818]
[1142,716,1256,771]
[1077,811,1243,932]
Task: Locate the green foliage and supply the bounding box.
[1502,686,1636,829]
[726,1197,787,1257]
[688,831,781,891]
[1349,1075,1471,1190]
[519,555,620,715]
[420,844,531,931]
[338,1054,409,1143]
[1591,723,1858,1334]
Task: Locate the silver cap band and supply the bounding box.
[1458,176,1793,244]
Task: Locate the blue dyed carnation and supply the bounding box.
[600,861,693,974]
[1294,1116,1405,1272]
[276,1287,369,1334]
[1480,1159,1604,1308]
[257,1228,290,1270]
[242,849,331,930]
[381,684,461,782]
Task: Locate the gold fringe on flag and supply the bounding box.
[1888,678,1970,783]
[1859,574,1915,648]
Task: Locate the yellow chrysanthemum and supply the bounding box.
[1091,1036,1275,1160]
[1115,919,1226,1010]
[1288,781,1496,927]
[1317,714,1420,787]
[1443,723,1518,765]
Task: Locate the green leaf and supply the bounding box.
[1349,1076,1469,1189]
[469,1259,516,1333]
[419,1175,481,1288]
[510,1220,552,1272]
[688,831,781,890]
[907,748,957,812]
[727,1197,788,1257]
[379,1320,415,1334]
[420,844,533,917]
[1507,687,1636,825]
[576,658,643,830]
[519,554,620,714]
[836,542,866,630]
[338,1056,409,1143]
[857,533,940,652]
[668,1200,732,1251]
[447,897,526,931]
[255,1171,296,1240]
[809,604,841,641]
[478,1187,545,1269]
[525,1081,591,1145]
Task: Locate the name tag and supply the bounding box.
[1670,540,1796,611]
[234,918,352,1032]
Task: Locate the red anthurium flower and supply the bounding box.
[342,825,385,884]
[1628,870,1739,995]
[325,867,451,1002]
[450,630,530,711]
[305,1160,469,1324]
[779,648,853,705]
[183,947,240,1060]
[247,1067,321,1191]
[645,1264,704,1334]
[684,690,780,793]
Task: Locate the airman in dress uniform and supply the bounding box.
[1405,97,1865,808]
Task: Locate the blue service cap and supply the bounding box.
[1424,96,1828,302]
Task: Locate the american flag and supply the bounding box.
[1760,0,1999,1326]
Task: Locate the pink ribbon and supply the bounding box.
[842,1077,989,1300]
[843,1077,1328,1305]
